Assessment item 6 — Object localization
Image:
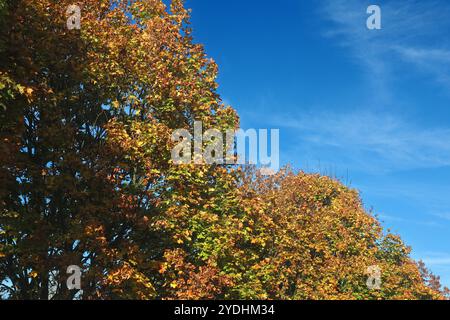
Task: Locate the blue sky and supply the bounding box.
[184,0,450,287]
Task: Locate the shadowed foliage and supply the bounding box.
[0,0,448,300]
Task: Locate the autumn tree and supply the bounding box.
[0,0,447,300]
[0,0,239,299]
[235,168,448,300]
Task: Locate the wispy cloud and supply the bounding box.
[270,110,450,172]
[414,252,450,288]
[378,214,445,228]
[321,0,450,92]
[394,46,450,86]
[421,253,450,267]
[433,212,450,221]
[424,258,450,266]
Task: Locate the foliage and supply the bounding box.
[236,168,448,300]
[0,0,447,300]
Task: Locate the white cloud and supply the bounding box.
[395,48,450,64]
[434,212,450,221]
[378,214,444,228]
[421,253,450,267]
[271,110,450,172]
[424,258,450,266]
[394,46,450,86]
[321,0,450,91]
[414,252,450,288]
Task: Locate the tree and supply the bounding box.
[0,0,238,299]
[236,168,447,300]
[0,0,447,300]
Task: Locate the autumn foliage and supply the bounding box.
[0,0,448,300]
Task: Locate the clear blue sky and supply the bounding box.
[184,0,450,287]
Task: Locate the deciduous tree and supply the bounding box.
[0,0,447,300]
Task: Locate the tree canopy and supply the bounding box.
[0,0,448,300]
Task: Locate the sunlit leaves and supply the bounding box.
[0,0,447,300]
